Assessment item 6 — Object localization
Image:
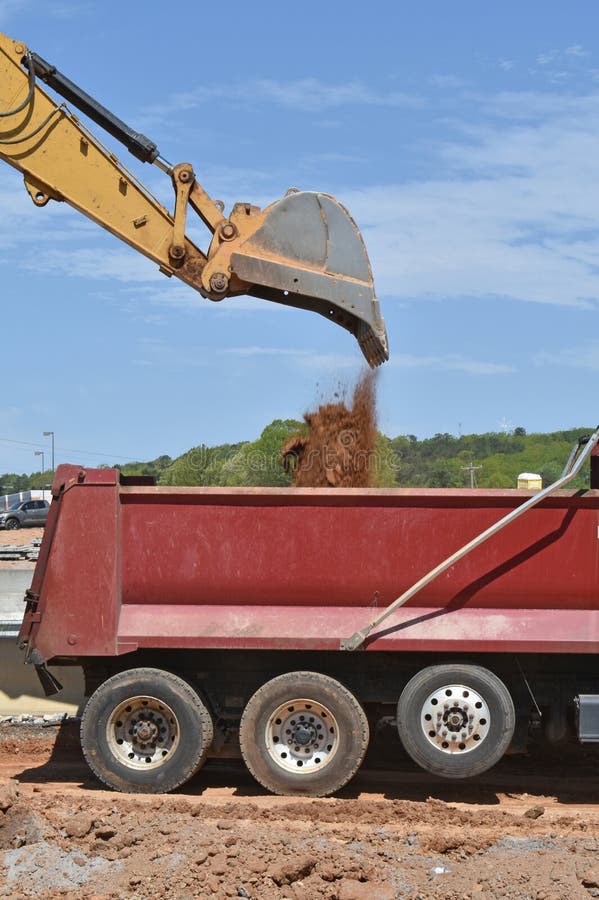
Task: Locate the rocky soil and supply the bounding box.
[3,727,599,899]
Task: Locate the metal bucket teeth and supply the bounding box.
[356,319,389,368]
[231,191,389,367]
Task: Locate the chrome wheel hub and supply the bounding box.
[265,698,339,774]
[106,695,179,770]
[420,683,490,755]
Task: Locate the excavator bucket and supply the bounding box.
[230,192,389,367]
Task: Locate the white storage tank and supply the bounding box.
[518,472,542,490]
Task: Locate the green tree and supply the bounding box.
[221,419,304,487]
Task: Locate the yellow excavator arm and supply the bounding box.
[0,33,388,366]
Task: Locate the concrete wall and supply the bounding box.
[0,568,85,716]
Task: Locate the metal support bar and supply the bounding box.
[340,428,599,651]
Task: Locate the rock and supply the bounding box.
[211,854,228,876]
[248,857,268,874]
[63,812,94,838]
[0,807,47,848]
[523,805,545,819]
[94,825,116,840]
[582,869,599,888]
[271,855,317,886]
[337,880,395,900]
[0,779,19,812]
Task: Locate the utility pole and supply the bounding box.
[34,450,45,488]
[43,431,55,473]
[461,462,482,488]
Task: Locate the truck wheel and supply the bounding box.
[397,663,515,779]
[4,518,19,530]
[80,667,213,793]
[239,671,369,797]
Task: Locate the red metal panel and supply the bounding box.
[25,468,599,660]
[119,487,599,611]
[117,603,599,653]
[23,465,121,661]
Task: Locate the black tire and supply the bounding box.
[239,671,369,797]
[80,667,213,793]
[4,518,19,530]
[397,663,515,779]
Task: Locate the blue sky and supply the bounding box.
[1,1,599,472]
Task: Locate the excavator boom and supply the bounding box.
[0,33,388,366]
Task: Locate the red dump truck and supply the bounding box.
[18,440,599,796]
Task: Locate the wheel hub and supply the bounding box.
[445,707,468,731]
[292,724,317,746]
[106,695,179,770]
[420,683,490,755]
[265,699,339,774]
[133,720,159,743]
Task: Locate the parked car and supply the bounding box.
[0,499,49,530]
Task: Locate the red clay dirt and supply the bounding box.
[4,727,599,898]
[282,372,378,488]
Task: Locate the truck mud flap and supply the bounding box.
[34,662,63,697]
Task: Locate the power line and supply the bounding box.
[0,436,138,462]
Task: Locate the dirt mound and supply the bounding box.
[0,777,597,899]
[283,371,378,487]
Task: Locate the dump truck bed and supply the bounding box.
[19,464,599,664]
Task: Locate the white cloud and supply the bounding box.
[535,342,599,371]
[391,353,514,376]
[341,88,599,309]
[565,45,589,58]
[223,346,359,370]
[140,78,424,124]
[137,285,279,314]
[21,247,164,283]
[537,52,558,67]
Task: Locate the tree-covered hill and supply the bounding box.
[3,424,595,493]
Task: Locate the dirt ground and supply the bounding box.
[3,726,599,899]
[0,527,44,570]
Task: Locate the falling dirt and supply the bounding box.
[282,371,378,488]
